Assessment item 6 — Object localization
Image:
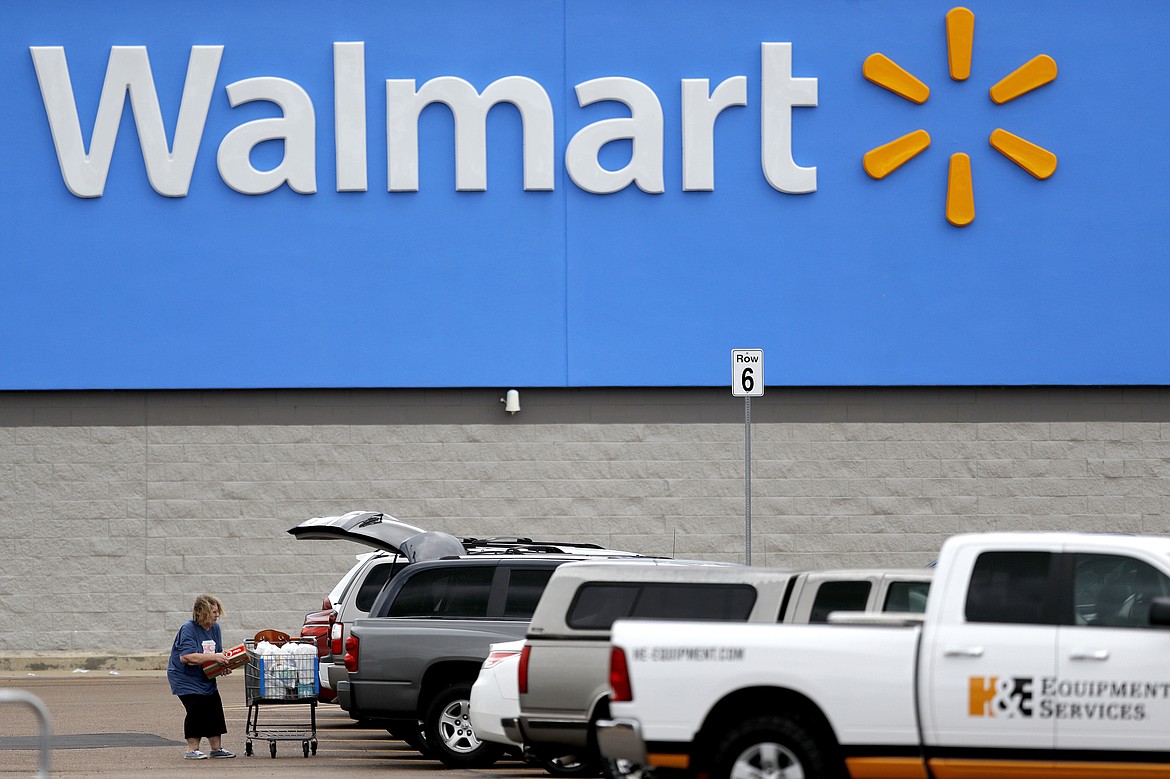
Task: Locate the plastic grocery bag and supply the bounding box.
[288,642,317,686]
[255,641,284,691]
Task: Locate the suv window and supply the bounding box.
[1075,553,1170,628]
[883,580,931,613]
[503,568,557,618]
[965,551,1056,625]
[355,559,407,613]
[387,566,494,618]
[808,581,872,623]
[566,582,757,630]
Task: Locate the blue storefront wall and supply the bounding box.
[2,1,1167,389]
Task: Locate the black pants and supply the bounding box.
[178,690,227,740]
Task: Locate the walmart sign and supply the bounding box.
[30,41,815,198]
[3,0,1167,389]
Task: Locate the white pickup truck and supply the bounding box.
[598,532,1170,779]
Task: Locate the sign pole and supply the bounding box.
[744,394,752,566]
[731,349,763,567]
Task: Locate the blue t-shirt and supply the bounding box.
[167,620,221,696]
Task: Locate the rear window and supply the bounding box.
[883,580,930,613]
[387,567,494,618]
[965,551,1056,625]
[503,568,557,618]
[808,581,872,623]
[354,560,408,613]
[566,582,757,630]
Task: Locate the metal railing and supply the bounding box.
[0,689,52,778]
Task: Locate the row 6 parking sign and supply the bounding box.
[732,349,764,397]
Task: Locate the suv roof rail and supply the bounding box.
[462,545,589,556]
[461,537,606,551]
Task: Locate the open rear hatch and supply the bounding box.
[288,510,465,561]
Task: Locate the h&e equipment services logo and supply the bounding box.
[970,676,1169,722]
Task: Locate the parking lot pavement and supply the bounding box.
[0,673,542,778]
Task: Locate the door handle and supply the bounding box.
[943,646,984,658]
[1069,649,1110,661]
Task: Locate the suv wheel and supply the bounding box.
[423,682,506,768]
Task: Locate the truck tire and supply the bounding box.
[713,715,833,779]
[604,758,648,779]
[423,682,506,769]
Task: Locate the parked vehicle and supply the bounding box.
[598,532,1170,779]
[290,509,602,706]
[502,561,930,775]
[469,560,740,775]
[339,543,647,769]
[470,640,526,749]
[472,638,608,777]
[290,510,443,703]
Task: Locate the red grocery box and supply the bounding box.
[202,643,248,678]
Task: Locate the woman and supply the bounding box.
[167,594,236,759]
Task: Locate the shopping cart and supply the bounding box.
[243,637,319,758]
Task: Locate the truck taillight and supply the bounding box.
[518,644,531,695]
[609,647,633,702]
[344,635,359,672]
[331,623,344,656]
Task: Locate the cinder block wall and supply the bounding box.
[1,387,1168,654]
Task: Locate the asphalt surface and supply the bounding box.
[0,673,546,778]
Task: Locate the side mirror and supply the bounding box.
[1148,596,1170,627]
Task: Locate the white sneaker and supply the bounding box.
[184,750,208,760]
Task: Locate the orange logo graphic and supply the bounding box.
[969,675,999,716]
[862,7,1057,226]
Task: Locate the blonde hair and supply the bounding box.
[192,594,225,628]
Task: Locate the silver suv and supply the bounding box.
[511,561,932,774]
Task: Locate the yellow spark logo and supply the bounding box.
[862,7,1058,226]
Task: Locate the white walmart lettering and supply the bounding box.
[29,42,817,198]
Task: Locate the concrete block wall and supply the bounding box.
[1,386,1168,654]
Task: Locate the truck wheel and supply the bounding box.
[423,682,506,768]
[713,716,832,779]
[605,758,649,779]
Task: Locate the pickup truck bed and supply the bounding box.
[616,621,920,749]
